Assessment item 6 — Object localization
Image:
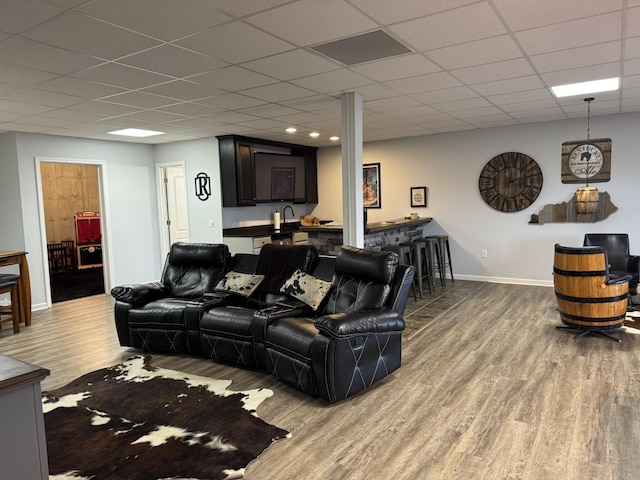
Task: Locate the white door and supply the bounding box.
[162,165,189,250]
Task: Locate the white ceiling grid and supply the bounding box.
[0,0,637,146]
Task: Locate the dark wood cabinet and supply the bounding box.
[217,135,318,207]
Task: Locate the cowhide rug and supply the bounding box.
[43,355,290,480]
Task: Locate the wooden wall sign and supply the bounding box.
[561,138,611,184]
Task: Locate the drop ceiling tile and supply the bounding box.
[386,105,439,118]
[141,80,224,101]
[119,44,226,78]
[501,99,562,113]
[389,3,506,52]
[351,54,440,82]
[452,58,535,85]
[626,58,640,75]
[487,89,554,106]
[103,91,179,109]
[242,50,340,81]
[625,36,640,59]
[37,77,125,98]
[349,0,478,24]
[541,62,621,88]
[0,99,54,115]
[0,122,50,133]
[492,0,621,31]
[13,115,75,128]
[509,108,566,121]
[624,74,640,87]
[116,110,188,124]
[279,95,339,111]
[411,86,479,105]
[530,42,621,73]
[156,102,220,117]
[195,93,267,110]
[3,88,85,108]
[0,37,101,75]
[39,109,107,122]
[239,83,316,102]
[448,106,504,118]
[0,83,23,96]
[426,35,523,70]
[177,22,293,64]
[78,0,231,41]
[24,12,160,60]
[207,0,293,17]
[515,12,621,56]
[385,72,462,94]
[0,61,52,88]
[73,63,173,89]
[69,100,140,116]
[237,118,288,129]
[628,6,640,37]
[206,111,262,124]
[471,75,546,96]
[0,111,24,122]
[246,0,377,46]
[272,111,324,124]
[364,96,422,112]
[190,66,276,91]
[432,97,493,112]
[350,83,402,101]
[291,70,374,93]
[0,0,62,35]
[236,104,300,118]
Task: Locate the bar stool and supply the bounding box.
[381,245,420,300]
[0,274,21,333]
[400,239,433,294]
[424,235,454,285]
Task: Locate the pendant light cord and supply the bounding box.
[584,97,594,187]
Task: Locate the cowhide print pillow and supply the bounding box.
[215,271,265,297]
[281,269,332,310]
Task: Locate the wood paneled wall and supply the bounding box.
[41,163,100,243]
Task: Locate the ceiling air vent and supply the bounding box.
[311,30,411,66]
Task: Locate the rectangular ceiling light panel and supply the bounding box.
[551,77,619,98]
[311,30,411,66]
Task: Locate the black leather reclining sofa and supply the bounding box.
[111,242,414,403]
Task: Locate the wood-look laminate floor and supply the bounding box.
[2,280,640,480]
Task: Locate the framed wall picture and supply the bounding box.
[411,186,427,208]
[363,163,381,208]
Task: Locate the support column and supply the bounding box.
[340,92,364,248]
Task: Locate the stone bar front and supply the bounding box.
[300,217,432,256]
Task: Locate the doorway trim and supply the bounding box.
[34,156,113,307]
[156,161,188,262]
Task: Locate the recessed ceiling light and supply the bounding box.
[329,136,340,141]
[108,128,164,137]
[285,127,297,133]
[309,132,320,138]
[551,77,619,98]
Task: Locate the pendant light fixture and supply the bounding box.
[574,97,600,214]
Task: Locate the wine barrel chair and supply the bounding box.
[553,244,631,342]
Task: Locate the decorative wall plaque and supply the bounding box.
[561,138,611,184]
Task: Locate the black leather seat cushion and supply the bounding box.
[200,306,254,338]
[129,298,193,328]
[266,317,318,361]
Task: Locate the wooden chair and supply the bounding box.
[47,243,65,273]
[0,274,21,333]
[61,240,75,270]
[553,244,630,342]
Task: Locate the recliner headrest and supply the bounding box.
[168,242,230,267]
[335,246,398,284]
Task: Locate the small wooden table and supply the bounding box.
[0,251,31,326]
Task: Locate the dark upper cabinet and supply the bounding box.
[217,135,318,207]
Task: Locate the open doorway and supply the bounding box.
[37,160,107,304]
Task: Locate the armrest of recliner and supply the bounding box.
[314,308,405,339]
[110,281,169,306]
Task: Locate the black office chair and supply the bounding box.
[583,234,640,307]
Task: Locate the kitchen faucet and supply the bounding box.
[282,205,294,224]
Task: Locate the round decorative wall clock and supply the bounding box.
[478,152,543,212]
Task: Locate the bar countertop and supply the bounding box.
[300,216,432,234]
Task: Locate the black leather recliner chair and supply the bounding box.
[261,246,411,403]
[111,242,230,352]
[583,233,640,296]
